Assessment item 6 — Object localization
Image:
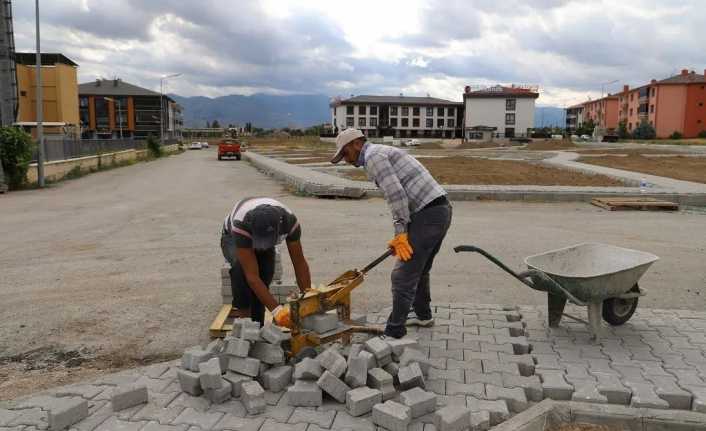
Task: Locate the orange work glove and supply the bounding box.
[388,233,413,262]
[272,305,293,328]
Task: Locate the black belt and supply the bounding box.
[421,195,448,210]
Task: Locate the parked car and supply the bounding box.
[580,135,591,141]
[189,142,203,150]
[218,139,242,160]
[405,139,421,147]
[201,141,209,148]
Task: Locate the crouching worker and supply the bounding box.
[220,197,311,328]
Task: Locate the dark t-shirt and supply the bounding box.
[223,197,301,249]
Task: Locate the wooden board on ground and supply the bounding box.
[591,197,679,211]
[209,304,273,339]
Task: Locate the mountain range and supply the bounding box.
[171,94,566,129]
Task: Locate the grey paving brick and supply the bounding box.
[467,396,509,426]
[241,326,263,342]
[176,369,203,397]
[500,374,543,402]
[532,354,564,370]
[445,381,484,398]
[570,379,609,404]
[430,349,463,361]
[181,349,213,372]
[131,404,185,425]
[428,368,464,383]
[446,359,482,372]
[497,353,534,376]
[46,396,88,431]
[316,370,351,403]
[364,337,392,361]
[241,381,267,415]
[644,375,693,410]
[399,348,432,375]
[262,366,293,392]
[223,371,252,398]
[197,358,223,390]
[317,347,348,378]
[425,379,446,395]
[171,407,224,429]
[228,357,261,377]
[625,381,670,409]
[398,362,426,391]
[331,410,375,431]
[287,407,336,428]
[293,358,322,381]
[485,385,527,413]
[212,413,265,431]
[205,380,232,405]
[685,386,706,413]
[535,369,574,400]
[480,342,514,355]
[383,362,400,381]
[384,338,419,360]
[358,351,377,370]
[345,357,368,388]
[94,416,148,430]
[287,380,322,407]
[346,387,382,417]
[463,351,498,362]
[372,401,411,431]
[260,324,291,344]
[224,338,250,358]
[141,422,189,431]
[302,313,339,334]
[400,387,437,419]
[464,371,502,387]
[347,343,363,362]
[250,342,285,365]
[481,360,519,376]
[433,405,471,431]
[111,384,149,412]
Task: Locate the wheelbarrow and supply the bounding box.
[454,242,659,339]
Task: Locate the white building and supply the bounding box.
[463,85,539,139]
[330,95,463,138]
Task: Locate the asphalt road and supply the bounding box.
[2,148,705,363]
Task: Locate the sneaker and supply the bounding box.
[405,312,434,327]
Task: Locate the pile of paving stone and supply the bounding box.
[176,317,487,431]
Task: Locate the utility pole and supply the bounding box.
[35,0,44,187]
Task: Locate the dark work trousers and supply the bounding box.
[220,232,275,326]
[384,202,453,338]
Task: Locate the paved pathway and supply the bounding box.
[4,304,706,430]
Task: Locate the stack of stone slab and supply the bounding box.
[177,318,292,414]
[220,247,296,305]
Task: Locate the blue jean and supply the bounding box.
[384,202,453,338]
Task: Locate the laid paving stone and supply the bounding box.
[485,385,528,413]
[400,387,437,419]
[482,360,519,376]
[501,374,543,402]
[213,414,265,431]
[131,404,185,425]
[346,387,382,417]
[434,405,471,431]
[590,373,631,405]
[464,370,502,387]
[167,393,211,412]
[447,359,483,372]
[293,358,322,380]
[141,422,189,431]
[372,400,411,431]
[497,353,535,376]
[171,407,224,429]
[570,379,609,404]
[398,363,425,391]
[317,370,351,403]
[94,416,148,430]
[685,386,706,413]
[536,368,574,400]
[467,396,509,426]
[331,410,376,431]
[241,381,267,415]
[428,368,464,383]
[445,381,485,398]
[625,381,670,409]
[644,375,693,410]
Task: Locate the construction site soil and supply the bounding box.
[578,154,706,183]
[345,157,625,186]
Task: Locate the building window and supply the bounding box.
[346,117,354,127]
[426,107,433,116]
[437,118,444,128]
[448,119,455,128]
[347,106,354,115]
[95,97,109,128]
[413,107,420,116]
[370,118,378,127]
[506,99,516,111]
[401,107,409,116]
[628,122,632,130]
[359,105,366,115]
[437,107,444,116]
[630,94,633,101]
[505,113,515,125]
[391,106,398,116]
[370,106,378,115]
[651,88,655,97]
[412,118,419,127]
[650,104,654,113]
[629,108,633,116]
[390,118,398,127]
[400,118,408,127]
[359,117,366,127]
[79,97,89,108]
[447,107,455,116]
[426,119,433,128]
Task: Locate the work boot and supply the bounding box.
[405,312,434,327]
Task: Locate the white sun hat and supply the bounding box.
[331,128,364,163]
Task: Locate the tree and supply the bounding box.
[0,126,35,189]
[631,120,656,140]
[206,121,211,128]
[146,133,162,158]
[211,120,221,128]
[617,120,629,139]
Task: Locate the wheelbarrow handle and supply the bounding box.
[454,245,533,288]
[362,249,394,274]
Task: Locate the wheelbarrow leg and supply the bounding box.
[547,293,566,327]
[587,300,603,340]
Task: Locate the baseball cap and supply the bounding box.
[331,128,364,164]
[246,205,282,250]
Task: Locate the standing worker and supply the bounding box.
[330,128,452,338]
[221,197,312,328]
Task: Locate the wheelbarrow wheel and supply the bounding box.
[602,284,639,326]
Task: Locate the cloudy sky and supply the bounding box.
[12,0,706,106]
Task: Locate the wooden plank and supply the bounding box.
[591,197,678,211]
[209,304,232,339]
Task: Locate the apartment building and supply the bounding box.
[330,95,463,138]
[565,103,584,133]
[619,69,706,138]
[78,78,183,140]
[581,95,619,131]
[463,85,538,138]
[14,52,80,136]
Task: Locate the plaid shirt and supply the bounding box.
[361,143,446,234]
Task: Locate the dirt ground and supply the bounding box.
[2,148,705,399]
[345,157,625,186]
[523,139,579,151]
[575,148,681,155]
[578,154,706,183]
[547,424,627,431]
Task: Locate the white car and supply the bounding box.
[201,141,209,148]
[405,139,421,147]
[189,142,203,150]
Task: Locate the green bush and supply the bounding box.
[669,131,683,139]
[698,130,706,139]
[617,121,629,139]
[0,126,35,189]
[631,120,656,140]
[146,133,162,158]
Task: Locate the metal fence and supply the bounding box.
[33,137,147,162]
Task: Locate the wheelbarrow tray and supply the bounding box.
[524,242,659,302]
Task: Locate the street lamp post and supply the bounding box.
[159,73,181,143]
[103,97,122,139]
[600,79,619,98]
[35,0,45,187]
